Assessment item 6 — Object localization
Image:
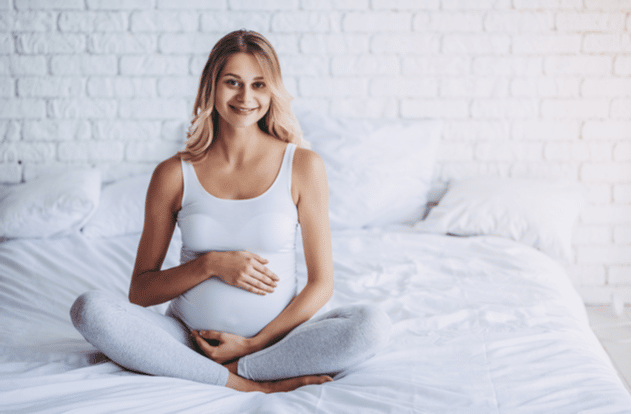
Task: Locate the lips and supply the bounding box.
[230,105,258,114]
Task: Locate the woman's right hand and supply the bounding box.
[206,251,279,295]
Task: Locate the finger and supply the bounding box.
[239,279,269,296]
[247,251,269,264]
[251,262,280,283]
[198,329,221,341]
[193,333,216,358]
[246,273,276,293]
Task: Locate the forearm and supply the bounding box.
[247,279,333,353]
[129,253,212,307]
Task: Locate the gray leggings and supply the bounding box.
[70,291,391,386]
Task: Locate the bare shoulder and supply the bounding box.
[292,147,327,183]
[147,155,184,212]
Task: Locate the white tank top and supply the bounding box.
[168,143,299,338]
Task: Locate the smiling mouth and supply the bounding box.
[230,105,258,114]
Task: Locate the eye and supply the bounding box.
[225,79,240,87]
[253,81,266,89]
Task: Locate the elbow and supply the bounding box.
[128,284,149,307]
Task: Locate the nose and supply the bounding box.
[237,86,253,103]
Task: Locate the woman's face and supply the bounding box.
[214,53,272,131]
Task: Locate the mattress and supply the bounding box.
[0,227,629,413]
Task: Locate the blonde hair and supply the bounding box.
[179,30,302,162]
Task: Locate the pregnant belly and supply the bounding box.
[170,252,297,338]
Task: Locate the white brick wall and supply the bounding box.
[0,0,629,304]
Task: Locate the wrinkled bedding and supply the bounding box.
[0,227,629,413]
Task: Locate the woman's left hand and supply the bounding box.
[192,329,253,364]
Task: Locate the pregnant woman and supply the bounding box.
[70,30,391,393]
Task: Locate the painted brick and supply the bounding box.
[583,33,630,53]
[0,77,13,97]
[59,12,128,32]
[544,55,613,76]
[556,12,626,32]
[513,0,583,9]
[512,121,579,140]
[58,141,124,162]
[87,0,154,9]
[51,55,117,75]
[263,34,300,54]
[577,244,630,265]
[0,121,20,141]
[271,12,333,32]
[0,58,7,75]
[157,76,198,97]
[119,98,188,119]
[583,183,613,204]
[16,33,85,54]
[580,162,630,183]
[614,55,631,76]
[403,56,470,76]
[329,97,398,118]
[331,55,399,76]
[14,0,84,9]
[0,142,55,162]
[120,56,189,75]
[201,11,268,33]
[298,77,367,97]
[47,99,118,119]
[131,11,198,32]
[609,265,632,285]
[17,77,83,97]
[94,121,161,141]
[125,140,183,161]
[438,162,512,182]
[161,120,188,141]
[12,11,56,31]
[0,98,46,118]
[301,34,369,54]
[610,98,631,119]
[442,34,510,54]
[279,56,328,76]
[342,12,412,32]
[0,0,9,9]
[614,141,631,162]
[228,0,297,10]
[443,120,511,141]
[513,35,581,54]
[568,264,607,286]
[581,78,630,97]
[302,0,367,10]
[583,121,631,140]
[415,12,483,32]
[443,0,511,9]
[436,142,474,161]
[614,184,631,203]
[370,77,438,98]
[0,34,12,54]
[159,33,221,54]
[614,225,631,244]
[157,0,225,8]
[88,34,157,54]
[472,57,542,75]
[0,11,9,31]
[573,224,613,244]
[584,0,631,11]
[371,33,440,54]
[484,11,555,32]
[441,77,509,98]
[544,142,611,162]
[23,120,90,141]
[511,77,579,98]
[0,163,22,183]
[541,98,610,119]
[401,99,469,119]
[471,98,538,119]
[475,141,543,161]
[9,55,46,75]
[373,0,438,9]
[87,77,157,98]
[509,162,580,180]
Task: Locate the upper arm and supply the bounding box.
[292,148,333,288]
[131,156,183,280]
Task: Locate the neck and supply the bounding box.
[213,118,266,165]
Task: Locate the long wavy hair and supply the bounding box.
[179,30,302,162]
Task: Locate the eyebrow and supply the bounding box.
[222,73,265,80]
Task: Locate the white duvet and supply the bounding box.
[0,228,629,413]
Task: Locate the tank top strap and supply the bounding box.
[179,157,198,208]
[278,143,297,198]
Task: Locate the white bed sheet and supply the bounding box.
[0,228,629,413]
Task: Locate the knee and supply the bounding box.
[348,304,392,352]
[70,290,115,332]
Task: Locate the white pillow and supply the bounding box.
[0,169,101,238]
[414,177,584,261]
[296,108,443,229]
[82,174,152,238]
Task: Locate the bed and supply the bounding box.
[0,109,629,413]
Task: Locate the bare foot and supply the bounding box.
[226,372,332,393]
